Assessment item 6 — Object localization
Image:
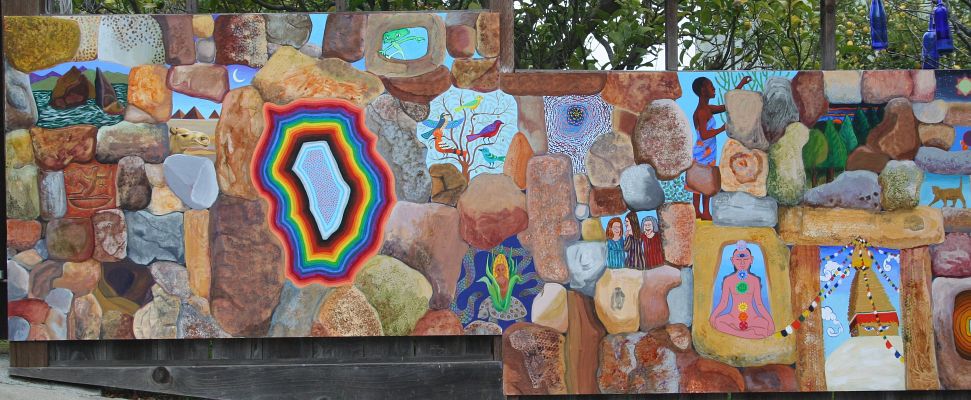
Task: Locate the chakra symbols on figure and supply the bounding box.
[252,99,395,286]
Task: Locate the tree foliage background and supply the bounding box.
[66,0,971,70]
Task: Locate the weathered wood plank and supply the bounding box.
[820,0,836,70]
[900,247,941,390]
[106,339,156,362]
[10,361,503,400]
[211,338,262,361]
[156,339,212,363]
[10,341,49,368]
[312,337,366,361]
[789,245,826,391]
[48,340,106,366]
[261,338,313,360]
[665,0,679,70]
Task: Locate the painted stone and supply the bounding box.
[210,195,285,337]
[153,15,195,65]
[7,219,41,251]
[39,170,67,220]
[125,210,184,265]
[685,162,720,197]
[167,64,229,103]
[659,203,694,267]
[944,208,971,234]
[910,70,936,102]
[518,155,579,284]
[767,122,810,205]
[354,255,433,335]
[879,160,923,211]
[98,15,165,67]
[322,14,366,62]
[45,308,68,340]
[930,233,971,278]
[2,16,80,72]
[531,283,568,333]
[254,46,383,107]
[631,100,694,180]
[49,66,95,109]
[148,261,191,301]
[504,132,533,189]
[914,146,971,175]
[96,121,169,164]
[563,291,606,393]
[931,277,971,389]
[861,70,913,104]
[867,98,920,160]
[463,320,502,335]
[598,332,680,393]
[574,204,590,220]
[10,298,51,326]
[311,286,384,336]
[196,37,215,63]
[214,86,264,200]
[594,268,643,334]
[458,174,528,250]
[133,285,179,339]
[100,309,135,339]
[146,164,187,215]
[600,72,681,113]
[846,145,891,173]
[365,94,431,203]
[639,266,682,331]
[8,317,30,341]
[681,357,747,393]
[711,191,778,227]
[612,108,638,136]
[115,156,151,210]
[411,309,463,335]
[585,132,635,188]
[823,70,862,104]
[13,249,44,269]
[475,12,500,58]
[918,124,955,150]
[364,14,446,78]
[446,24,476,58]
[667,267,694,326]
[52,259,100,296]
[619,164,665,211]
[589,187,627,217]
[501,72,606,96]
[691,223,796,367]
[54,16,98,62]
[8,260,29,301]
[451,58,499,91]
[264,14,311,47]
[503,322,567,395]
[429,163,467,206]
[46,218,93,262]
[580,219,606,242]
[63,161,116,217]
[777,206,944,248]
[6,165,40,220]
[4,63,38,131]
[192,15,214,37]
[379,66,451,104]
[183,210,211,300]
[574,174,591,204]
[516,95,549,153]
[45,288,73,315]
[803,170,881,210]
[791,71,828,126]
[379,201,468,309]
[719,139,768,197]
[129,65,172,123]
[725,90,768,151]
[94,67,119,111]
[945,102,971,126]
[268,281,330,337]
[214,14,268,67]
[397,98,430,122]
[760,77,800,144]
[913,100,948,124]
[68,293,102,340]
[179,296,230,339]
[6,129,34,169]
[123,105,158,124]
[162,155,218,209]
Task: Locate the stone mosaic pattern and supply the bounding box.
[4,12,971,396]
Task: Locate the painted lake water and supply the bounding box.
[32,84,128,129]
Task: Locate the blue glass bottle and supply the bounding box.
[923,16,939,69]
[934,0,954,54]
[870,0,889,50]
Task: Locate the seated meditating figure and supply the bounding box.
[709,240,775,339]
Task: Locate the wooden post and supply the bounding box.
[489,0,515,72]
[900,247,941,390]
[820,0,836,69]
[665,0,678,70]
[335,0,349,12]
[185,0,199,13]
[2,0,43,16]
[789,245,827,391]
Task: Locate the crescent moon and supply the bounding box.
[231,68,244,83]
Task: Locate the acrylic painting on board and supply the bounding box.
[4,11,971,395]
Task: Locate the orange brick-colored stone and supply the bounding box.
[7,219,42,251]
[184,210,211,300]
[127,65,172,123]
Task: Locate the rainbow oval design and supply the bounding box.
[252,98,395,286]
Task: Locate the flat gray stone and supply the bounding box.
[566,241,607,297]
[803,170,882,210]
[619,164,665,211]
[163,154,218,209]
[125,210,184,265]
[711,191,778,227]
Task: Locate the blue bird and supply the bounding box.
[420,113,465,139]
[479,148,506,166]
[466,120,504,142]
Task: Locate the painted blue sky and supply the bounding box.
[921,174,969,207]
[819,245,902,357]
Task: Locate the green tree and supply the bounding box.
[802,128,828,187]
[822,119,847,181]
[852,108,871,146]
[838,118,858,153]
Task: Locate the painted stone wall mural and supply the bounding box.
[4,11,971,395]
